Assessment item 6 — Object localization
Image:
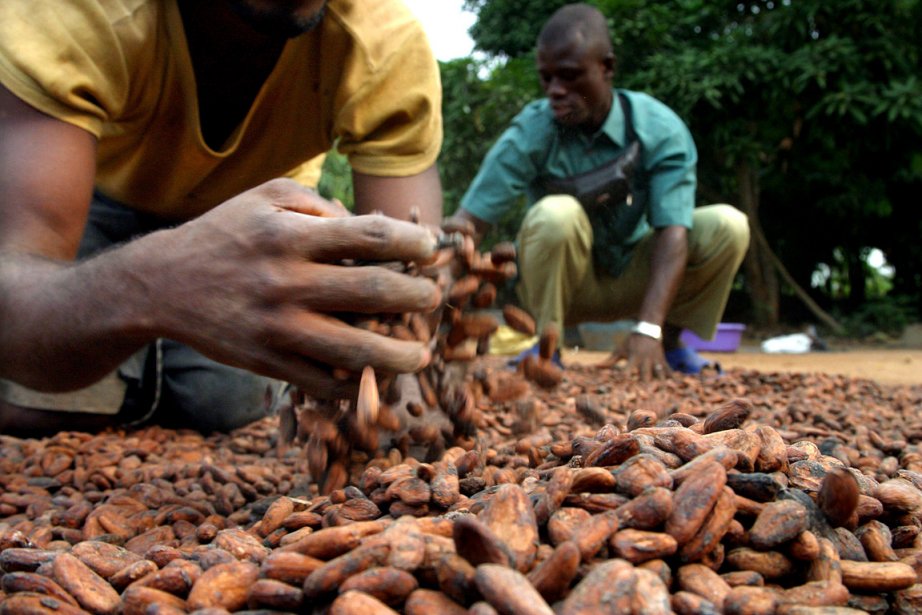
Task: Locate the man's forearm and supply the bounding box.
[0,245,158,392]
[352,165,443,227]
[637,226,688,326]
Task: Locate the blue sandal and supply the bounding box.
[665,346,722,375]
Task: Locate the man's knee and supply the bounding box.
[692,204,750,261]
[158,368,277,433]
[155,341,279,433]
[520,195,588,247]
[719,205,750,253]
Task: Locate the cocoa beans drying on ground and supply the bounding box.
[2,362,922,613]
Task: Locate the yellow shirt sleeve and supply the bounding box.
[327,0,442,177]
[0,0,148,137]
[286,153,327,189]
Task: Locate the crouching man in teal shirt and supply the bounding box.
[451,2,750,380]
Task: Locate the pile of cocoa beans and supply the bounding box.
[279,229,560,497]
[2,365,922,613]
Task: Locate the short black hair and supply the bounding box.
[537,3,612,58]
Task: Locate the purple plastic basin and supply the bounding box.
[680,323,746,352]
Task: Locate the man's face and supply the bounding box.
[228,0,328,38]
[536,37,613,130]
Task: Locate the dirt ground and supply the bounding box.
[563,347,922,387]
[560,322,922,387]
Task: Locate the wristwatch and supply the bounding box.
[631,320,663,341]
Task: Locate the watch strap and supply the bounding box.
[632,320,662,341]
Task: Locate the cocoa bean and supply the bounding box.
[557,558,636,615]
[280,519,388,559]
[339,566,418,605]
[51,552,120,615]
[329,590,400,615]
[676,563,732,610]
[723,585,778,615]
[726,547,796,580]
[818,468,860,527]
[404,588,468,615]
[0,572,78,606]
[610,529,678,564]
[749,499,810,549]
[839,559,917,592]
[452,515,514,568]
[186,560,259,611]
[121,586,187,615]
[474,563,554,615]
[502,305,535,337]
[526,540,580,604]
[665,461,726,545]
[0,593,89,615]
[478,483,539,571]
[302,542,390,599]
[245,578,305,611]
[434,553,477,604]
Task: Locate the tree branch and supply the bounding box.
[751,223,846,335]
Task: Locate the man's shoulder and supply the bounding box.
[506,99,557,141]
[619,90,680,117]
[324,0,429,63]
[0,0,163,54]
[515,98,552,120]
[45,0,160,30]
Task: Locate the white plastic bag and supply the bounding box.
[760,333,813,354]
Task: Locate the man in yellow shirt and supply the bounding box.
[0,0,445,433]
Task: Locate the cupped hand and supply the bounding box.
[597,333,671,382]
[147,179,442,397]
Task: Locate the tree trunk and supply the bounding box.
[736,160,780,327]
[847,247,867,309]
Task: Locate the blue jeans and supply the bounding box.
[75,193,280,431]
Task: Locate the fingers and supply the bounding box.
[292,214,436,264]
[596,351,624,369]
[274,310,430,375]
[265,179,350,218]
[641,360,672,382]
[276,261,440,313]
[632,355,651,382]
[442,215,477,236]
[263,354,359,400]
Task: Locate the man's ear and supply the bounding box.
[603,52,616,81]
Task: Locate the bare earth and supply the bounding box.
[563,348,922,387]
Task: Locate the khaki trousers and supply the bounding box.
[515,196,750,341]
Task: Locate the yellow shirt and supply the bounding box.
[0,0,441,219]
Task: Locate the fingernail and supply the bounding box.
[417,348,431,370]
[427,284,443,311]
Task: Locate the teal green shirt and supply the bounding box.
[461,89,697,276]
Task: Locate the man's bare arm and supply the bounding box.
[624,225,688,380]
[353,164,443,226]
[0,84,150,390]
[637,225,687,330]
[0,87,441,397]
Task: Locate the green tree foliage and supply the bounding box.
[317,150,354,210]
[463,0,565,57]
[443,0,922,329]
[439,56,541,243]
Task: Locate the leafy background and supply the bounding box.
[319,0,922,339]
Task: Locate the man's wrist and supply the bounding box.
[631,320,662,341]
